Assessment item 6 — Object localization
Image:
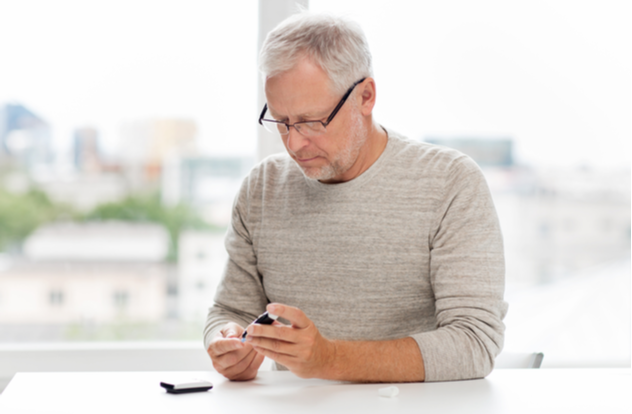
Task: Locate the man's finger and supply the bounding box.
[213,342,256,371]
[267,303,311,329]
[221,348,258,378]
[251,351,265,369]
[223,329,237,338]
[220,323,244,338]
[247,323,296,343]
[252,345,295,369]
[231,352,265,381]
[248,335,294,357]
[210,337,245,357]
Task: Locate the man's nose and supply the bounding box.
[285,126,310,154]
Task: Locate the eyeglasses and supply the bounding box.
[258,78,366,137]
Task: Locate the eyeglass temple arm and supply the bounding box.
[324,78,366,126]
[259,77,366,127]
[258,104,268,125]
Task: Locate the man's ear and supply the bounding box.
[358,77,377,116]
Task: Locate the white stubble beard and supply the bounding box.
[299,108,368,181]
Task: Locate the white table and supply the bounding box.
[0,369,629,413]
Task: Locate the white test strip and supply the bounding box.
[378,386,399,398]
[172,380,213,390]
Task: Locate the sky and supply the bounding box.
[0,1,259,159]
[0,0,629,169]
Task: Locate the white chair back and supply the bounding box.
[495,352,544,369]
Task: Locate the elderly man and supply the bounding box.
[204,12,507,383]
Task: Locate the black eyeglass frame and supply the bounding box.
[258,78,367,135]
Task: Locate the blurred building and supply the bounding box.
[177,230,227,322]
[119,118,198,187]
[23,221,169,261]
[424,137,513,167]
[73,127,101,173]
[0,222,171,324]
[162,155,253,226]
[23,126,128,212]
[0,103,52,168]
[490,167,631,286]
[32,171,129,212]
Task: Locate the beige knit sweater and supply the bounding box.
[204,129,508,382]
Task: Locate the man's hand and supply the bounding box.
[207,322,265,381]
[244,304,336,379]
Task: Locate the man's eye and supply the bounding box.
[307,122,326,132]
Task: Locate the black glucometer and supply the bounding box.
[241,311,279,342]
[160,379,213,394]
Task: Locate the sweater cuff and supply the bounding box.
[410,328,495,382]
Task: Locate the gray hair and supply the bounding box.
[259,12,373,95]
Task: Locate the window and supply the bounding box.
[49,290,64,307]
[0,0,628,371]
[113,291,129,309]
[0,1,257,343]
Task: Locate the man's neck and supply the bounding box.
[320,121,388,184]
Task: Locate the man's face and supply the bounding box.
[264,58,368,183]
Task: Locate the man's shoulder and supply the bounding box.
[251,152,297,177]
[241,152,301,191]
[385,129,481,178]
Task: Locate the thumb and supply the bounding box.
[223,328,240,338]
[221,323,244,338]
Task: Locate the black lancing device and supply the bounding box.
[241,311,279,342]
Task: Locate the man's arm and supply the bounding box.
[245,303,425,382]
[413,155,507,381]
[328,338,425,382]
[204,172,269,355]
[247,155,506,383]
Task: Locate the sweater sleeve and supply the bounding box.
[410,155,508,382]
[203,174,269,351]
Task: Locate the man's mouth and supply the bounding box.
[297,156,318,162]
